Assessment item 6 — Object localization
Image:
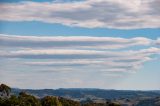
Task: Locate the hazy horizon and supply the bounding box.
[10,86,160,91]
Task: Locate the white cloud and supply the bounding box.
[0,34,159,74]
[0,34,154,49]
[156,38,160,45]
[0,35,160,89]
[0,0,160,29]
[1,47,159,59]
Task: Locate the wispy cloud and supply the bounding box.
[0,34,154,49]
[0,0,160,29]
[0,34,160,75]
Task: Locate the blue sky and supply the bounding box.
[0,0,160,90]
[0,21,160,39]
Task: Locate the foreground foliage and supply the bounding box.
[0,84,120,106]
[0,94,119,106]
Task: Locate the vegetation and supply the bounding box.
[0,93,120,106]
[41,96,62,106]
[0,84,120,106]
[1,84,160,106]
[59,97,80,106]
[0,84,11,97]
[13,88,160,99]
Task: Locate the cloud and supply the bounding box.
[23,56,152,73]
[0,34,160,74]
[155,38,160,45]
[1,47,159,59]
[0,0,160,29]
[0,34,154,49]
[0,34,160,88]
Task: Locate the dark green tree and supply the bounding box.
[18,92,41,106]
[0,84,11,97]
[59,97,80,106]
[41,96,62,106]
[2,95,20,106]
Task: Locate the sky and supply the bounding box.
[0,0,160,90]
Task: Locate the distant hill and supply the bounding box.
[1,83,160,106]
[12,88,160,100]
[0,84,120,106]
[11,88,160,106]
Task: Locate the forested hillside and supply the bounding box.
[1,84,160,106]
[0,84,120,106]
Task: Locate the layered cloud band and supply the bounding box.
[0,0,160,29]
[0,34,160,74]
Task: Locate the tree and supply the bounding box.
[0,84,11,98]
[41,96,62,106]
[59,97,80,106]
[2,95,20,106]
[18,91,41,106]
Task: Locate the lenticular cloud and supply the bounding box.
[0,0,160,29]
[0,34,160,73]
